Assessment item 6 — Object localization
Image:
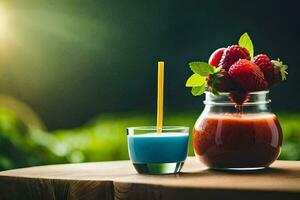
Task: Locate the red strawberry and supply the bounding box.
[253,54,288,86]
[228,59,268,92]
[207,69,234,92]
[208,48,226,67]
[219,45,250,71]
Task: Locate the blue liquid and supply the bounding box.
[128,133,189,164]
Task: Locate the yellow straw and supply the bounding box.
[157,61,164,134]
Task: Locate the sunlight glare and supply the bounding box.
[0,5,7,39]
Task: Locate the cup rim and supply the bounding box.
[127,126,189,133]
[127,126,189,130]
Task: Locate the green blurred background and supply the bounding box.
[0,0,299,170]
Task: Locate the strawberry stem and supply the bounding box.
[271,59,288,80]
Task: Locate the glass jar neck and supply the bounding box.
[203,91,270,106]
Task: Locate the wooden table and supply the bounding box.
[0,157,299,200]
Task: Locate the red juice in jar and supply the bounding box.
[193,113,282,169]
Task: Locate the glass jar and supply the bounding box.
[193,91,282,170]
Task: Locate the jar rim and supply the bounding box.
[203,90,271,106]
[204,90,269,95]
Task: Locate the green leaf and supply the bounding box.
[191,83,206,96]
[189,62,214,76]
[209,73,221,95]
[185,74,206,87]
[238,32,254,59]
[213,66,221,74]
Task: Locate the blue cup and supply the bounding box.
[127,126,189,174]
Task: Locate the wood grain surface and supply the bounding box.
[0,157,299,200]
